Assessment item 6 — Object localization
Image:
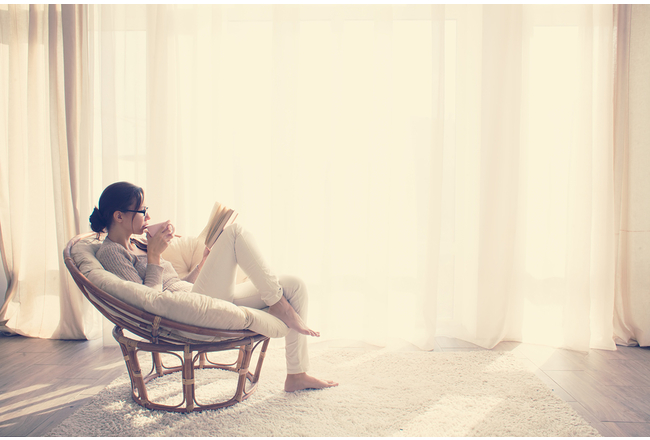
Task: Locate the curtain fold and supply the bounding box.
[0,4,100,339]
[475,5,524,347]
[613,4,650,347]
[431,5,616,351]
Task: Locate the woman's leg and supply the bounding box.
[234,276,337,391]
[234,275,310,374]
[192,223,318,337]
[191,223,282,305]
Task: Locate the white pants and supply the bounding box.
[192,223,310,374]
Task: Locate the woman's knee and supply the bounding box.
[279,275,308,308]
[279,274,307,293]
[222,222,243,238]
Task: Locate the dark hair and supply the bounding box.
[89,181,144,233]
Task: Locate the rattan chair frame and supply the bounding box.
[64,232,271,413]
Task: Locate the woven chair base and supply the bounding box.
[114,327,270,413]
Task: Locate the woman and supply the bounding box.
[90,181,337,392]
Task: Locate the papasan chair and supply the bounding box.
[64,232,288,413]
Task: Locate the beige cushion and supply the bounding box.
[71,236,288,340]
[161,235,203,279]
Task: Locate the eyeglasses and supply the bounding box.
[124,206,148,217]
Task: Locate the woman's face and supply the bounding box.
[127,200,151,235]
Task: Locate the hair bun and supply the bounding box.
[89,207,107,233]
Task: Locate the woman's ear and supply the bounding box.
[113,211,124,224]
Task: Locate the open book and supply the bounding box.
[199,202,238,249]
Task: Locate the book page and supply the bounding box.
[201,202,238,249]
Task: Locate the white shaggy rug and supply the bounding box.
[47,342,599,437]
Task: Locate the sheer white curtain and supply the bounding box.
[435,5,616,351]
[86,4,616,351]
[0,4,101,339]
[0,5,616,349]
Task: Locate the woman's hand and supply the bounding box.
[146,220,174,265]
[197,246,210,271]
[181,246,211,284]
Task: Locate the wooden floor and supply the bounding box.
[1,334,650,437]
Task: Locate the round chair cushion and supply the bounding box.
[70,235,289,340]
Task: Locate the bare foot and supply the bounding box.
[269,296,320,337]
[285,373,339,392]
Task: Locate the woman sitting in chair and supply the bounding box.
[90,181,337,393]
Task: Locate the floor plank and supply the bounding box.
[0,335,124,437]
[545,370,648,423]
[602,421,650,437]
[0,380,93,436]
[583,358,650,387]
[605,386,650,421]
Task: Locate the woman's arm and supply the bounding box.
[146,221,173,266]
[98,244,164,291]
[182,246,210,284]
[141,224,175,290]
